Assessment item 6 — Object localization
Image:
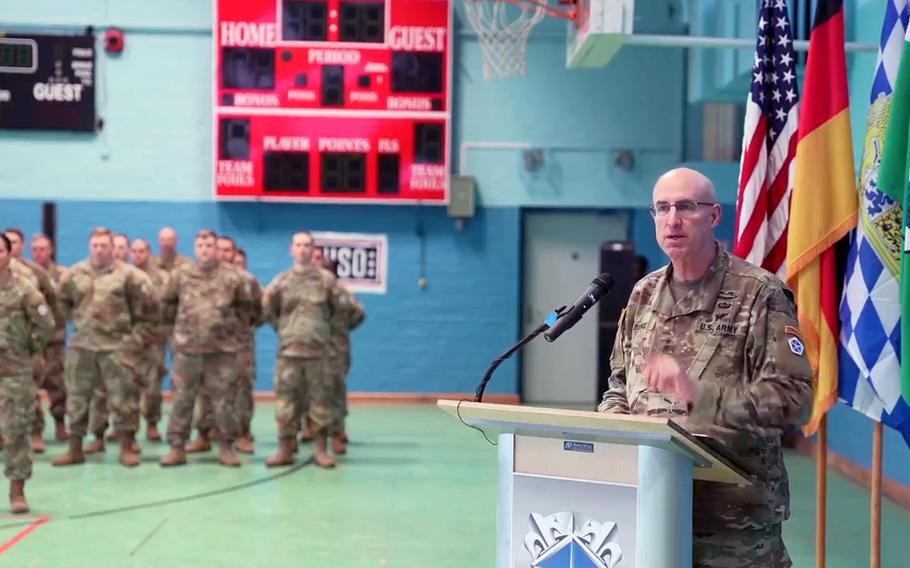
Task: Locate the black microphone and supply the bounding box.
[543,273,615,343]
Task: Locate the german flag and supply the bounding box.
[786,0,857,437]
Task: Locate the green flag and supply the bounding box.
[879,25,910,402]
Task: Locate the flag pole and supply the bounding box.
[871,421,883,568]
[817,415,827,568]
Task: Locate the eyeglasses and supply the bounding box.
[648,200,716,217]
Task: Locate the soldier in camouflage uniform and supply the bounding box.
[6,228,63,454]
[598,169,813,568]
[29,234,69,442]
[131,239,170,441]
[85,232,154,453]
[154,227,192,273]
[0,233,55,513]
[84,231,134,449]
[159,229,254,467]
[263,231,346,469]
[321,257,365,455]
[52,227,158,468]
[186,236,262,455]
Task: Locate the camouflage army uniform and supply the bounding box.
[87,263,167,437]
[152,253,192,274]
[0,272,54,480]
[40,262,69,427]
[138,265,170,425]
[263,264,345,437]
[598,247,813,568]
[58,260,158,438]
[162,261,254,447]
[326,285,365,432]
[194,265,262,437]
[11,258,64,436]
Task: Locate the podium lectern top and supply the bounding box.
[438,399,752,486]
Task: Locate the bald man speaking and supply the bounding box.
[598,168,813,567]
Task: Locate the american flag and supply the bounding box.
[734,0,800,278]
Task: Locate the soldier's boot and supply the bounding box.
[331,433,347,456]
[265,437,296,468]
[52,436,85,467]
[314,433,336,469]
[119,432,140,468]
[9,481,29,514]
[300,419,314,443]
[30,433,46,454]
[84,435,105,454]
[160,446,187,467]
[186,430,212,453]
[218,441,242,467]
[146,423,162,442]
[54,420,68,442]
[234,433,254,454]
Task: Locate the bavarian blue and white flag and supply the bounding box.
[839,0,910,444]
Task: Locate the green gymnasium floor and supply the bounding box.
[2,403,909,567]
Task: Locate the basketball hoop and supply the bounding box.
[461,0,576,80]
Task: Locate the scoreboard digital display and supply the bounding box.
[214,0,451,203]
[0,33,96,132]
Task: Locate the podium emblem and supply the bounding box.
[523,512,623,568]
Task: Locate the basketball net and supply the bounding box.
[461,0,547,80]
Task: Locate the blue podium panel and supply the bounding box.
[537,539,612,568]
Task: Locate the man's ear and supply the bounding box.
[711,203,722,229]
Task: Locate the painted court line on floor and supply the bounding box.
[129,517,167,556]
[0,515,51,555]
[0,458,311,533]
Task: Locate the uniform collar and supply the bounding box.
[90,259,118,275]
[649,243,728,318]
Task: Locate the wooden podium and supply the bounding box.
[438,400,752,568]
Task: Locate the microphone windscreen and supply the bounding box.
[593,273,615,290]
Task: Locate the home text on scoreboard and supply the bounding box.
[214,0,451,203]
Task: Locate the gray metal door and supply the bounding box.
[522,211,629,406]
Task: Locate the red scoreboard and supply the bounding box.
[214,0,451,203]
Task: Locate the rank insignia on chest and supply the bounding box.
[717,290,739,301]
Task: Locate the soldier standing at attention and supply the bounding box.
[154,227,191,273]
[5,228,62,454]
[263,231,346,469]
[0,233,54,513]
[88,232,154,452]
[131,238,170,441]
[52,227,157,468]
[86,231,133,447]
[159,229,253,467]
[29,233,69,442]
[598,168,813,568]
[321,258,365,455]
[186,236,262,454]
